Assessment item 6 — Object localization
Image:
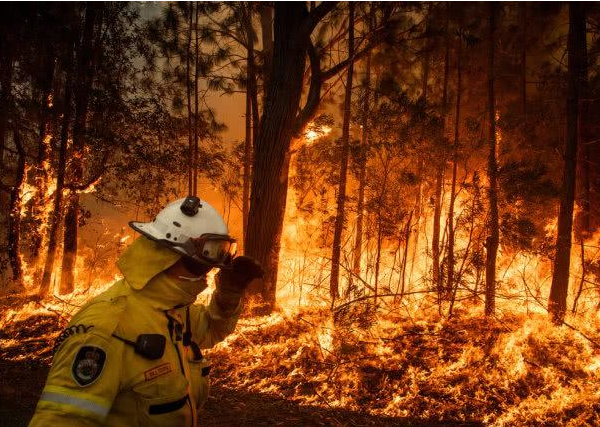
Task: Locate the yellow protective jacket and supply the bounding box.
[29,237,241,427]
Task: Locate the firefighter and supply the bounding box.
[29,196,263,426]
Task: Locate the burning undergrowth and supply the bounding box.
[3,292,600,426]
[209,304,600,426]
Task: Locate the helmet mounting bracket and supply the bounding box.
[180,195,202,216]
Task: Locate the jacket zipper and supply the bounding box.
[167,313,195,427]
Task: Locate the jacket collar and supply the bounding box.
[117,236,207,310]
[117,236,181,290]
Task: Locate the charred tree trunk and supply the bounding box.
[259,3,273,103]
[485,3,499,317]
[549,2,585,324]
[432,8,450,299]
[447,25,462,299]
[577,12,591,238]
[60,4,98,295]
[519,3,527,116]
[7,125,26,289]
[329,3,355,306]
[186,2,193,195]
[410,14,431,283]
[0,47,14,174]
[352,50,371,287]
[40,45,75,296]
[245,3,313,308]
[243,3,258,248]
[400,211,413,299]
[193,3,200,195]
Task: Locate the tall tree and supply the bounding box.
[432,4,450,299]
[6,125,25,287]
[447,18,462,300]
[40,40,75,295]
[244,2,339,308]
[243,2,258,247]
[548,2,586,324]
[352,48,372,288]
[330,2,356,306]
[485,2,499,317]
[60,3,99,294]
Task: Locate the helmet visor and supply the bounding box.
[191,234,237,265]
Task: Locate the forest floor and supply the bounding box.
[0,296,472,427]
[0,361,466,427]
[2,294,600,426]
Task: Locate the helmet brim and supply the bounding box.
[128,221,230,268]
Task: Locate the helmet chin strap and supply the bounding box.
[177,275,203,282]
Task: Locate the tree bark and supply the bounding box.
[549,2,585,324]
[245,3,313,309]
[485,2,499,317]
[60,4,98,295]
[243,3,258,248]
[329,3,355,306]
[432,6,450,298]
[0,47,13,174]
[186,1,193,195]
[447,23,462,299]
[577,11,591,238]
[259,3,273,103]
[410,19,430,284]
[519,3,527,116]
[7,125,26,289]
[40,44,75,296]
[193,3,200,195]
[352,51,371,287]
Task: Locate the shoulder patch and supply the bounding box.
[71,346,106,387]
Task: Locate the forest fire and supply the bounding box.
[2,2,600,426]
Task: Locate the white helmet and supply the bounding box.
[130,196,237,267]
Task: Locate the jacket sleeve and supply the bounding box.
[29,330,125,427]
[189,292,242,349]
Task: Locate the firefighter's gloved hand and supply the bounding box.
[215,256,264,311]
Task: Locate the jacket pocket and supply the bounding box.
[188,358,210,409]
[133,382,191,426]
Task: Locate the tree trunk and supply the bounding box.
[432,7,450,298]
[410,14,431,283]
[31,55,56,261]
[60,4,98,295]
[259,3,273,103]
[243,3,257,248]
[186,1,193,194]
[485,3,499,317]
[245,3,312,309]
[329,3,355,306]
[40,45,75,296]
[447,25,462,299]
[7,125,26,289]
[519,3,527,116]
[352,50,371,286]
[577,12,591,237]
[549,2,585,324]
[0,48,13,174]
[193,3,200,195]
[399,211,413,299]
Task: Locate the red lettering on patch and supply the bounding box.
[144,363,172,381]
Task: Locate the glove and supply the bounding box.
[215,256,264,311]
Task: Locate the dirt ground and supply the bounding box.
[0,358,479,427]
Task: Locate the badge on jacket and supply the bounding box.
[71,346,106,386]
